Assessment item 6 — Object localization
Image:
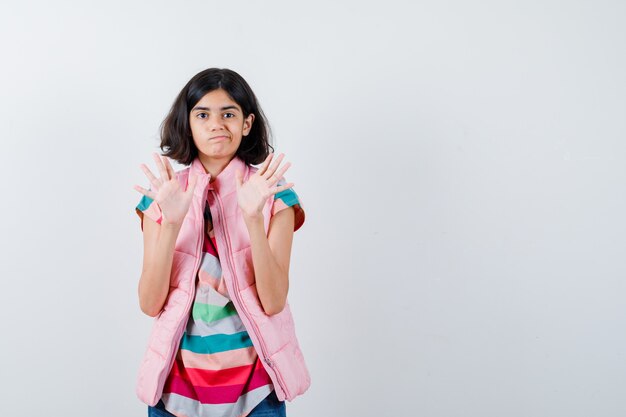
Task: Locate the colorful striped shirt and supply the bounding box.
[136,178,304,417]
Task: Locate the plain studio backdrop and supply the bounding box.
[0,0,624,416]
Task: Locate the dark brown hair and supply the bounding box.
[160,68,273,165]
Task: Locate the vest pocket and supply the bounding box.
[169,250,196,286]
[231,247,256,289]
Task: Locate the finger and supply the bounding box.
[258,152,273,176]
[133,184,157,200]
[264,153,285,179]
[153,153,170,181]
[140,163,161,189]
[269,162,291,185]
[185,173,198,195]
[235,169,243,189]
[272,182,295,195]
[163,156,176,179]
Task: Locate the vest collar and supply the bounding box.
[190,155,247,195]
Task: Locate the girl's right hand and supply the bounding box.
[133,153,198,226]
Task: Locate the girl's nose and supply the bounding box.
[208,115,224,130]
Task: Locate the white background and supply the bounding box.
[0,1,624,416]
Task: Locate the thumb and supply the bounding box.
[186,173,198,194]
[235,169,243,189]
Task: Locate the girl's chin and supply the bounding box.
[200,148,237,159]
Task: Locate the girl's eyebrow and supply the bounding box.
[191,105,240,112]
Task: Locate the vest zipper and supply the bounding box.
[159,178,207,395]
[211,190,290,398]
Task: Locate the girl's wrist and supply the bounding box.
[161,218,184,229]
[242,212,264,225]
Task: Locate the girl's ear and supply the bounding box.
[243,113,255,136]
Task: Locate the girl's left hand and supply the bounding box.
[235,153,294,219]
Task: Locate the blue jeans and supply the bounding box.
[148,390,286,417]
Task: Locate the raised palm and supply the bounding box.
[235,153,294,218]
[133,153,198,225]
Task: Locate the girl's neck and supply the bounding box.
[198,154,234,182]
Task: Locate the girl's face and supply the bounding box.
[189,88,254,162]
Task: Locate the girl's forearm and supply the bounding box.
[244,215,289,316]
[138,221,182,316]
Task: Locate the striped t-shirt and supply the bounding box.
[136,180,304,417]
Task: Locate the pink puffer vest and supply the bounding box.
[136,155,310,406]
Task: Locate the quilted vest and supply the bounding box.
[136,155,311,406]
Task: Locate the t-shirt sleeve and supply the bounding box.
[272,178,305,232]
[135,194,163,230]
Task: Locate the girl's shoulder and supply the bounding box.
[272,176,306,232]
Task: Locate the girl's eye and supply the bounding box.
[197,112,208,119]
[224,112,235,118]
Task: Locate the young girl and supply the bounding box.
[133,68,310,417]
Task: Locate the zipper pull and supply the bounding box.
[265,358,274,368]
